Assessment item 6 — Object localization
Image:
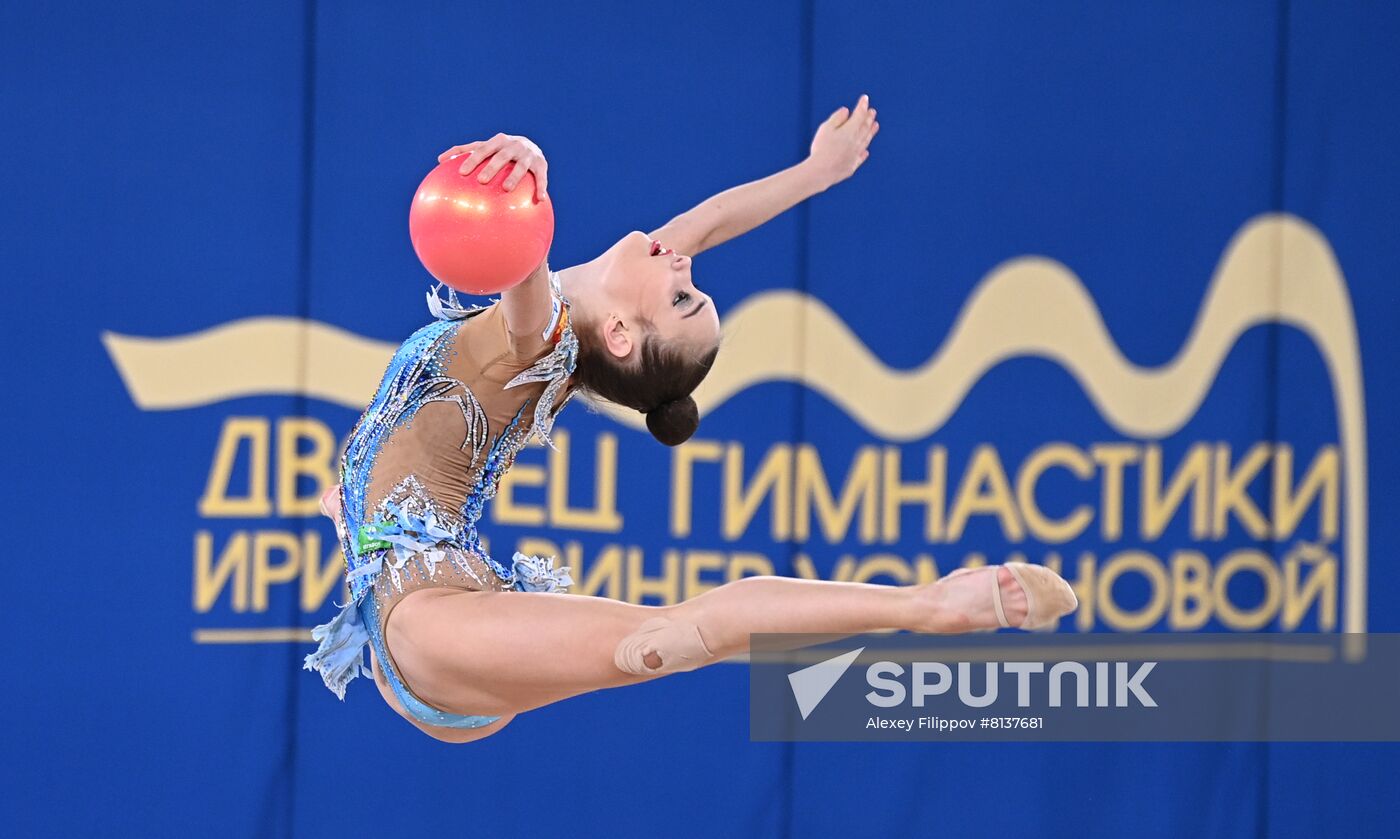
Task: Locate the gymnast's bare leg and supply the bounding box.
[380,567,1061,742]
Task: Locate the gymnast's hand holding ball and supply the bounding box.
[409,133,555,295]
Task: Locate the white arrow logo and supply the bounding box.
[787,647,865,720]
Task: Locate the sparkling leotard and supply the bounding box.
[304,278,577,728]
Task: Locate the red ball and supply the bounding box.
[408,156,555,295]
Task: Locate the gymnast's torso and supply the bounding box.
[338,281,579,627]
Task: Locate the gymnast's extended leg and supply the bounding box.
[382,565,1073,737]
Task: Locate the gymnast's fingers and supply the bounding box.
[850,93,870,122]
[860,115,880,145]
[477,149,516,183]
[534,161,549,202]
[502,152,537,191]
[459,134,506,175]
[438,141,481,163]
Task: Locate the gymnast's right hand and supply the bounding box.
[438,133,549,201]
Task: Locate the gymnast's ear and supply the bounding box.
[602,312,634,360]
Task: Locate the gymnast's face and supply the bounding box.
[595,230,721,361]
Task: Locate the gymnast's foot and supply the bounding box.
[913,563,1076,633]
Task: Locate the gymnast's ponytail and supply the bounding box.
[572,324,717,447]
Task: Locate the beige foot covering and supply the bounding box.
[999,562,1078,630]
[614,617,716,676]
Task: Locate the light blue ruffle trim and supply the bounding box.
[510,552,573,593]
[302,597,372,701]
[425,282,482,321]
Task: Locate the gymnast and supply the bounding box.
[305,94,1078,742]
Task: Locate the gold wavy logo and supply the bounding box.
[103,213,1367,632]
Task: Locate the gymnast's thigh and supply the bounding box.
[370,651,515,743]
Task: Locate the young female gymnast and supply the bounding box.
[305,95,1077,742]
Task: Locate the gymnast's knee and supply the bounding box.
[613,614,717,676]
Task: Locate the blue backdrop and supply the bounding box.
[3,2,1398,837]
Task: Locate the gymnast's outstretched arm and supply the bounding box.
[649,94,880,256]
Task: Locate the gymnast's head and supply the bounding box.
[567,231,721,446]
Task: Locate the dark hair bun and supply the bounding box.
[645,396,700,446]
